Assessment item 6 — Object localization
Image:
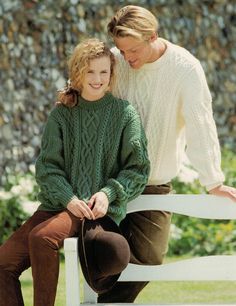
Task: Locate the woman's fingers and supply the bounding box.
[67,198,95,219]
[79,201,95,220]
[89,192,109,219]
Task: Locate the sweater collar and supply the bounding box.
[77,92,113,109]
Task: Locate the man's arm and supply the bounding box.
[180,62,236,202]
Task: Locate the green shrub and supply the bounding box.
[0,169,38,245]
[168,216,236,256]
[0,196,29,245]
[169,148,236,256]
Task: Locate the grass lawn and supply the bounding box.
[20,257,236,305]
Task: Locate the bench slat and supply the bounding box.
[127,195,236,219]
[119,255,236,281]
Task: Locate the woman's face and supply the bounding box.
[81,56,111,101]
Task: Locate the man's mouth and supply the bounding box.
[129,59,137,66]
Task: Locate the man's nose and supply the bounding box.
[123,52,132,61]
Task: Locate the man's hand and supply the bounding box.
[209,185,236,202]
[67,198,95,220]
[87,192,109,219]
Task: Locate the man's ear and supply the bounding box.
[149,32,157,42]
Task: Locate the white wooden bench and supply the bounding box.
[64,194,236,306]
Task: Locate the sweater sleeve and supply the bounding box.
[35,110,75,209]
[101,111,150,204]
[180,62,225,190]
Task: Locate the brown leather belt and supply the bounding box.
[142,183,172,195]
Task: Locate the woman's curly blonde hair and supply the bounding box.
[57,38,116,107]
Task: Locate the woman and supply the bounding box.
[0,38,150,306]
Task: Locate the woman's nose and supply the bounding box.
[93,74,101,83]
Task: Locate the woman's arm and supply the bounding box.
[35,110,76,210]
[101,111,150,207]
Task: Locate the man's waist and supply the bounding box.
[142,182,172,195]
[147,179,170,186]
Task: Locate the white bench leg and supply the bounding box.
[64,238,80,306]
[83,281,97,303]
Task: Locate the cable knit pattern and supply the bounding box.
[35,93,150,224]
[111,38,225,190]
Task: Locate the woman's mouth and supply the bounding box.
[90,84,102,89]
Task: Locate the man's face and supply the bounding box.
[114,36,154,69]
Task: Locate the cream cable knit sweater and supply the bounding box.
[111,38,225,190]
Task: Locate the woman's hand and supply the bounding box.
[67,197,95,220]
[87,192,109,219]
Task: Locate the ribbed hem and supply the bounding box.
[100,186,117,203]
[59,191,77,207]
[205,182,223,192]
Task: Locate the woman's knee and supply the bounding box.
[29,226,59,250]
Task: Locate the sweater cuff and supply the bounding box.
[205,182,223,192]
[60,191,77,207]
[100,186,117,203]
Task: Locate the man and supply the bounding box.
[98,5,236,303]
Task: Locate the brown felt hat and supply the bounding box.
[78,216,130,294]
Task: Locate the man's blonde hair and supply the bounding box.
[107,5,158,41]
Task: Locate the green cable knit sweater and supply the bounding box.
[35,93,150,224]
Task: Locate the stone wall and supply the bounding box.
[1,0,236,184]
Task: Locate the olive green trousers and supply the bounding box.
[98,184,172,303]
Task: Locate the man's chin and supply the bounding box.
[129,61,141,69]
[130,64,139,69]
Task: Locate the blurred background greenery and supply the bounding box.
[170,148,236,256]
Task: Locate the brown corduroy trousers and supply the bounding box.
[98,184,172,303]
[0,209,82,306]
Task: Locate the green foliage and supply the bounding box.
[169,148,236,256]
[0,196,29,245]
[0,169,39,245]
[2,171,39,201]
[168,216,236,256]
[221,148,236,187]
